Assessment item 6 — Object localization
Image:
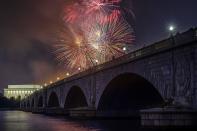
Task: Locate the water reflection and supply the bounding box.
[0,111,140,131]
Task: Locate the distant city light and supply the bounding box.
[78,67,81,71]
[57,77,60,80]
[66,72,70,76]
[4,85,41,99]
[50,81,53,84]
[95,59,99,63]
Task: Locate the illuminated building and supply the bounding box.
[4,85,42,100]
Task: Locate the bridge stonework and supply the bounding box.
[21,28,197,111]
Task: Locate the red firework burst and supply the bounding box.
[54,0,135,73]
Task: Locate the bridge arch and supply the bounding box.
[48,92,59,107]
[20,102,24,108]
[31,98,35,108]
[22,102,25,108]
[98,73,164,111]
[37,96,43,107]
[23,102,25,108]
[64,86,88,109]
[27,100,30,108]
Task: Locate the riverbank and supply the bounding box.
[0,108,19,111]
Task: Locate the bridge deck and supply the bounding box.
[46,28,197,89]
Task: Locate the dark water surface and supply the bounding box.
[0,111,141,131]
[1,111,193,131]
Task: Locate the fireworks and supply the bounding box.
[63,3,85,24]
[54,28,97,71]
[54,0,134,73]
[63,0,130,25]
[85,0,121,23]
[85,19,134,62]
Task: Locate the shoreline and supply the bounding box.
[0,108,20,111]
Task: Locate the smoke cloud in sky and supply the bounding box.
[0,0,197,92]
[0,0,65,91]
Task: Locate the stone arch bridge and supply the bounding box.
[21,28,197,117]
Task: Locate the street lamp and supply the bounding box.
[66,72,70,76]
[168,25,176,104]
[169,25,175,31]
[44,83,47,87]
[168,25,176,36]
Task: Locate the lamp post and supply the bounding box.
[169,25,176,103]
[91,59,99,108]
[169,26,175,33]
[66,72,70,76]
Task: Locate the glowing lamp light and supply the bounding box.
[66,72,70,76]
[123,47,127,51]
[57,77,60,80]
[44,83,47,87]
[169,25,175,31]
[78,67,81,71]
[50,81,53,84]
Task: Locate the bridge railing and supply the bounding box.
[40,28,197,89]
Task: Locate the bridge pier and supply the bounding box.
[31,108,45,114]
[69,107,96,118]
[44,108,68,115]
[20,106,197,127]
[96,110,140,118]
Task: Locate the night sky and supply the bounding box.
[0,0,197,92]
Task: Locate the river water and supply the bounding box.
[0,111,142,131]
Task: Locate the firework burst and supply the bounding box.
[85,18,134,62]
[54,0,135,74]
[54,27,98,72]
[63,0,131,25]
[63,3,84,24]
[54,19,134,71]
[85,0,121,14]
